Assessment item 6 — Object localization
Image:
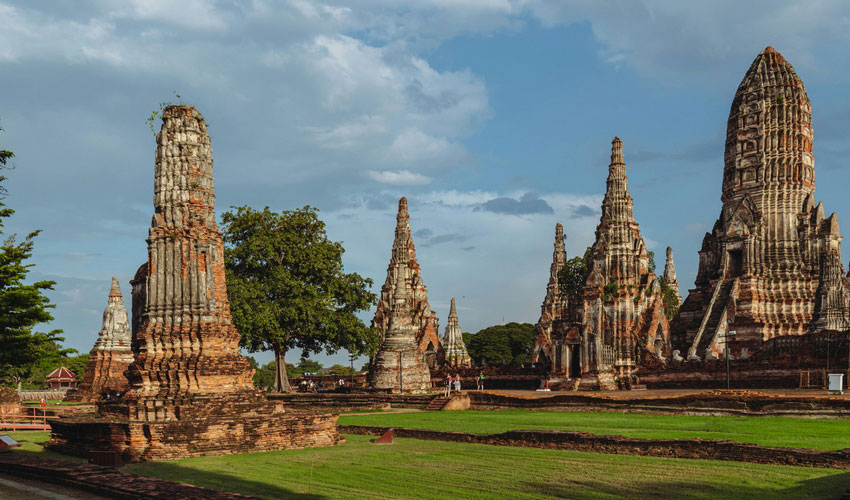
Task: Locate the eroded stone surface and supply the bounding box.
[47,105,342,461]
[671,47,850,361]
[532,223,579,376]
[579,138,670,389]
[443,297,472,367]
[369,259,432,393]
[64,278,134,402]
[372,197,443,366]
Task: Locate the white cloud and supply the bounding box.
[367,170,432,185]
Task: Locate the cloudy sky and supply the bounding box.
[4,0,850,368]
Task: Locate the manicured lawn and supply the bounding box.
[339,410,850,450]
[7,431,850,498]
[123,435,850,499]
[3,431,85,462]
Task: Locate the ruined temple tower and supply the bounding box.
[443,298,472,367]
[671,47,850,360]
[372,197,443,367]
[532,223,580,376]
[64,278,134,402]
[369,260,432,392]
[580,138,670,389]
[663,247,682,304]
[48,106,342,461]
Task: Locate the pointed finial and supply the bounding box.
[398,197,408,215]
[449,297,457,317]
[610,137,624,165]
[555,222,564,239]
[109,277,122,298]
[764,46,776,54]
[666,246,673,259]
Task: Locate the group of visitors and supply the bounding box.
[444,372,486,396]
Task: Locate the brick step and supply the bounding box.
[424,397,452,411]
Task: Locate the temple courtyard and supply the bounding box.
[6,403,850,500]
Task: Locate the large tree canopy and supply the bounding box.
[0,125,68,389]
[222,205,378,392]
[464,322,536,366]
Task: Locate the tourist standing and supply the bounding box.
[478,372,485,391]
[453,374,461,392]
[444,375,452,397]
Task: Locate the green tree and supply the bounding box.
[659,279,680,320]
[328,364,355,376]
[465,322,536,366]
[63,353,90,383]
[253,361,277,389]
[222,206,378,392]
[0,125,67,390]
[296,358,323,375]
[558,247,592,305]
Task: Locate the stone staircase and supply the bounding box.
[424,395,452,411]
[696,279,736,354]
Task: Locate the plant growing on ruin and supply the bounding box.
[222,205,378,392]
[659,279,680,320]
[146,91,184,134]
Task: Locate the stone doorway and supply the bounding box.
[728,249,743,278]
[424,342,437,368]
[568,344,581,379]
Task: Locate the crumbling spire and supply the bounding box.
[663,247,682,304]
[372,197,442,362]
[64,277,134,402]
[443,297,471,367]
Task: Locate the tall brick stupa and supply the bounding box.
[48,106,342,461]
[372,197,443,367]
[369,260,432,392]
[671,47,850,360]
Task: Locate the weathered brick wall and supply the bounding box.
[466,391,850,417]
[340,425,850,469]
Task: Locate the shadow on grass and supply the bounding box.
[125,461,327,500]
[524,472,850,500]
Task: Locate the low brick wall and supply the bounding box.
[0,451,258,499]
[468,391,850,417]
[270,393,435,411]
[340,425,850,469]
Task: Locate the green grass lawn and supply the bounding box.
[123,435,850,499]
[339,410,850,450]
[6,431,850,499]
[4,431,86,462]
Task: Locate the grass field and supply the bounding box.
[8,414,850,499]
[339,410,850,450]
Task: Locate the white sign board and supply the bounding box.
[0,434,20,448]
[828,373,844,394]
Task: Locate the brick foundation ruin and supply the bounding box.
[47,105,342,461]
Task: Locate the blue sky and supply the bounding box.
[3,1,850,368]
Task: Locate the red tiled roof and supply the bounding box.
[46,366,76,381]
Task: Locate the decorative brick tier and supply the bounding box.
[47,410,342,462]
[340,425,850,469]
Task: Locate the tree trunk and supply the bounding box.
[16,379,22,394]
[273,346,291,393]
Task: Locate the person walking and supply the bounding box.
[444,374,452,397]
[478,372,485,391]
